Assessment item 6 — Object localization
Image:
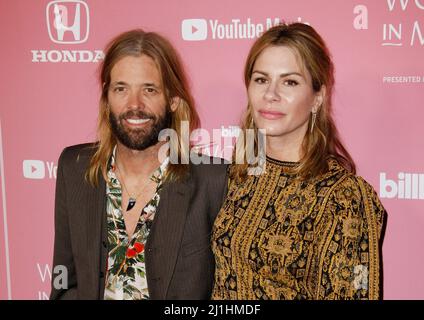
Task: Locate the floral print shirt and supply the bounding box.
[104,147,168,300]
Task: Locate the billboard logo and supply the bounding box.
[23,160,45,179]
[182,19,208,41]
[46,0,89,44]
[221,125,241,138]
[380,172,424,200]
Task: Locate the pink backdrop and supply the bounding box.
[0,0,423,299]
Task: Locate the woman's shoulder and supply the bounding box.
[323,159,386,227]
[324,158,379,200]
[318,158,384,211]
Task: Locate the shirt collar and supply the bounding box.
[107,145,169,183]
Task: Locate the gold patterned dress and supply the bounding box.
[211,156,386,300]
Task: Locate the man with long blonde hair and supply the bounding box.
[50,29,228,300]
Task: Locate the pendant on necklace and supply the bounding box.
[127,198,136,211]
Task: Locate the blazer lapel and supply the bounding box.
[147,175,194,299]
[84,176,106,299]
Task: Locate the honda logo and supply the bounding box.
[46,0,90,44]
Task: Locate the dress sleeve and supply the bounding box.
[321,175,386,300]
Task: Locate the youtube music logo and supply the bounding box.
[23,160,45,179]
[182,19,208,41]
[181,17,289,41]
[23,160,57,180]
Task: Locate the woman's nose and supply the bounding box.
[263,82,280,102]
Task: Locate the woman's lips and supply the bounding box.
[258,110,286,120]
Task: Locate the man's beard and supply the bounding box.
[109,108,172,151]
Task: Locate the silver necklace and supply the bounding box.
[115,162,158,212]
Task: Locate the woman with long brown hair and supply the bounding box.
[211,23,386,300]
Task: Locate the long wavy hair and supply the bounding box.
[86,29,200,186]
[232,22,356,182]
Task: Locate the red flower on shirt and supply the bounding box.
[133,242,145,253]
[126,248,137,258]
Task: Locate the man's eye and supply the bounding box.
[145,87,157,94]
[113,87,126,93]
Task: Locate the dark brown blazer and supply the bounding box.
[50,143,228,300]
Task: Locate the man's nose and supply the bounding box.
[127,89,144,109]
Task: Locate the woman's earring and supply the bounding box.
[310,112,317,133]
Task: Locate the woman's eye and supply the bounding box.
[284,79,299,86]
[254,77,267,84]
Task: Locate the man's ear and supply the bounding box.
[170,96,181,112]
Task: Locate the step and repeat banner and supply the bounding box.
[0,0,423,299]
